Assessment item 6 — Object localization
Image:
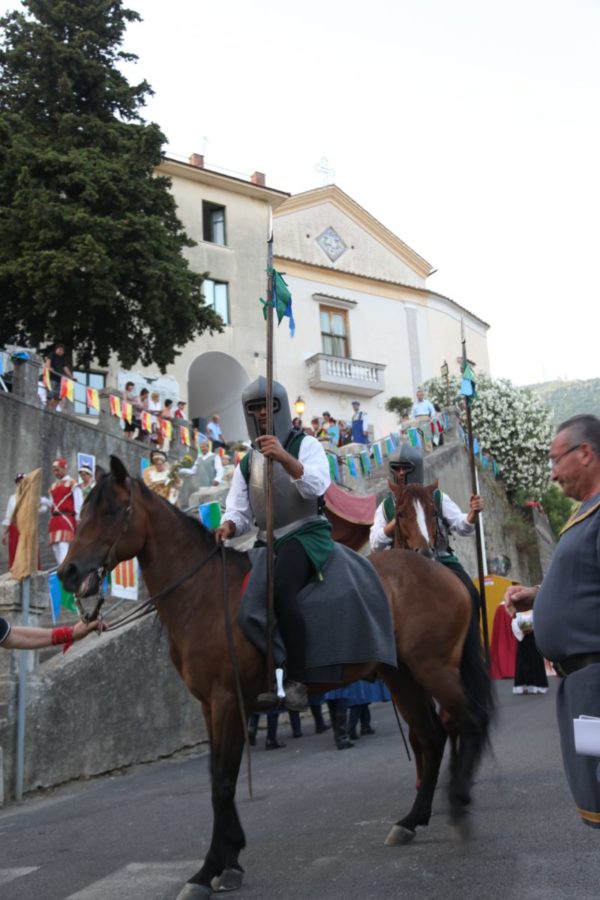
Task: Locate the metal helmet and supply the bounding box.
[241,376,293,444]
[388,444,424,485]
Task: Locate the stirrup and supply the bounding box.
[253,691,282,712]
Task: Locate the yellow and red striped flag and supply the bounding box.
[86,387,100,411]
[60,376,74,401]
[43,367,51,390]
[109,395,121,418]
[180,425,190,446]
[141,411,152,433]
[121,401,133,425]
[161,419,172,442]
[111,558,139,601]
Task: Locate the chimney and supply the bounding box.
[251,171,266,186]
[188,153,205,169]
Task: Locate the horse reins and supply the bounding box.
[219,544,253,799]
[102,545,221,631]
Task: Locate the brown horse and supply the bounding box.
[59,457,494,899]
[384,478,490,791]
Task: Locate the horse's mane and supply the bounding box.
[88,472,219,553]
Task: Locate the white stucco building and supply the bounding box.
[110,156,489,441]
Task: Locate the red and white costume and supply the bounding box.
[47,463,82,564]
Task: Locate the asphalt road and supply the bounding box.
[1,679,599,900]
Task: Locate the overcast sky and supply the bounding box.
[7,0,600,385]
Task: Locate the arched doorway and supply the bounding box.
[188,352,251,442]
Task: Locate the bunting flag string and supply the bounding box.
[161,419,172,442]
[109,394,121,418]
[86,387,100,411]
[372,442,383,466]
[121,401,133,425]
[141,411,152,433]
[347,456,359,478]
[360,450,371,475]
[327,452,340,482]
[59,376,74,401]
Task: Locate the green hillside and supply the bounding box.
[528,378,600,426]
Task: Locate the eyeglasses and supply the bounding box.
[549,444,581,470]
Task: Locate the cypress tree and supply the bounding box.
[0,0,221,369]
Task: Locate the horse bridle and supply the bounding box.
[393,493,436,557]
[77,479,225,630]
[75,483,134,623]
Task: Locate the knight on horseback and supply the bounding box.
[369,444,484,610]
[214,376,334,712]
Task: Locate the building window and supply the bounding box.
[320,306,349,358]
[204,279,230,324]
[73,370,105,417]
[202,201,226,245]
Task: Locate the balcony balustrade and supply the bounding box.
[305,353,385,397]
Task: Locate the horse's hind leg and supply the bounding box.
[411,656,490,837]
[380,664,446,845]
[177,697,246,899]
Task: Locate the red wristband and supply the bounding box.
[51,626,75,653]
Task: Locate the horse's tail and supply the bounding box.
[458,594,496,767]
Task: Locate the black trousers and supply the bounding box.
[273,538,313,682]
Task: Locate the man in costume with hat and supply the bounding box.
[350,400,369,444]
[180,438,224,487]
[504,415,600,828]
[47,458,81,565]
[369,443,484,606]
[214,376,333,711]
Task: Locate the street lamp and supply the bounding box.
[294,396,305,416]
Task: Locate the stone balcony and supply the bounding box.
[305,353,386,397]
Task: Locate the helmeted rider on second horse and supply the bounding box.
[214,377,333,711]
[369,444,484,612]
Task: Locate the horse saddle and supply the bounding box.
[238,544,397,683]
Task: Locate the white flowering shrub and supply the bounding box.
[424,374,553,499]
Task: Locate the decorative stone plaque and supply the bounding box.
[316,227,347,262]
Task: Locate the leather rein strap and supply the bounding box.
[219,544,253,799]
[104,545,221,631]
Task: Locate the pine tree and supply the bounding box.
[0,0,222,370]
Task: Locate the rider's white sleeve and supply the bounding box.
[223,466,254,536]
[292,435,331,498]
[441,493,475,536]
[370,501,393,552]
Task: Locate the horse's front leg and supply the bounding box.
[177,695,246,899]
[380,665,447,845]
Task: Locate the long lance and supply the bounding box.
[264,208,275,694]
[461,338,490,666]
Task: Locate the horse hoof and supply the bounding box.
[175,883,213,899]
[384,824,416,845]
[211,868,244,892]
[450,815,472,843]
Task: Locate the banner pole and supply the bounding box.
[461,339,490,666]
